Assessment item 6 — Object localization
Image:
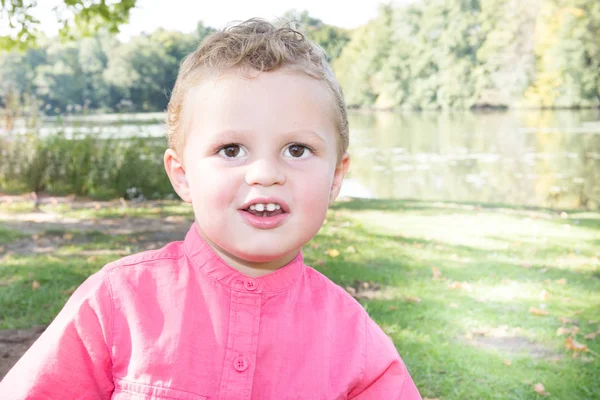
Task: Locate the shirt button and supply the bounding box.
[244,279,258,291]
[233,355,249,372]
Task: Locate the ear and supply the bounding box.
[164,148,192,203]
[329,152,350,205]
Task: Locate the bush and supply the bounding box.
[0,130,174,199]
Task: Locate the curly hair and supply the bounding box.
[166,18,349,161]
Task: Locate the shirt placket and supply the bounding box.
[219,278,262,400]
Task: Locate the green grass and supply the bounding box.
[0,198,599,399]
[0,226,27,244]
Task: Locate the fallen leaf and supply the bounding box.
[573,309,584,315]
[326,249,340,258]
[471,328,489,336]
[346,246,356,253]
[565,336,588,352]
[529,307,549,316]
[583,330,600,340]
[63,233,73,240]
[432,267,442,280]
[539,290,550,301]
[558,317,574,325]
[388,305,398,311]
[345,286,356,296]
[465,331,474,341]
[555,278,567,285]
[504,359,511,366]
[61,286,76,295]
[403,296,421,303]
[556,327,572,336]
[448,281,471,291]
[32,280,40,290]
[314,259,325,266]
[534,383,550,396]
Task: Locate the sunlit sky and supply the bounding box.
[16,0,413,41]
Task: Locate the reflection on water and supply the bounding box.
[344,110,600,209]
[7,110,599,209]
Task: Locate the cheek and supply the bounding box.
[294,165,334,213]
[188,164,237,208]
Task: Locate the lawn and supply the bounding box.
[0,198,599,399]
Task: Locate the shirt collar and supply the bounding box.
[183,223,305,293]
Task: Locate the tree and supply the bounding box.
[103,30,197,112]
[280,10,351,61]
[0,0,137,50]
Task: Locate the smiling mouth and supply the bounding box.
[243,203,285,218]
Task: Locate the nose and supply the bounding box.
[244,158,286,187]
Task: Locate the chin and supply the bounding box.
[229,241,298,263]
[234,248,292,263]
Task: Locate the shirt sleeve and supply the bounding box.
[349,314,422,400]
[0,268,115,399]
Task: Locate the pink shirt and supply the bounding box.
[1,224,421,399]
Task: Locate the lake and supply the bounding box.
[12,109,600,209]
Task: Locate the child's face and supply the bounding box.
[165,69,349,269]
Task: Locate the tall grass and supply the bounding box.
[0,131,173,199]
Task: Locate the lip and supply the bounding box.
[239,210,289,230]
[239,197,290,213]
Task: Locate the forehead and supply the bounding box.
[181,68,338,142]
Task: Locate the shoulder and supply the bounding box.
[104,240,184,273]
[95,240,187,295]
[301,265,367,316]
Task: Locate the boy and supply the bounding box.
[0,19,421,399]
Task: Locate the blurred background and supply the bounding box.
[0,1,599,399]
[0,0,599,208]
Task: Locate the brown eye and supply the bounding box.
[218,144,246,158]
[289,145,304,157]
[285,144,312,158]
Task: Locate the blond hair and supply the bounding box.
[166,18,349,160]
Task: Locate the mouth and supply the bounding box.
[242,202,285,218]
[238,198,290,229]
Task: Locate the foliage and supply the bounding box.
[2,4,600,113]
[0,10,346,116]
[0,0,137,50]
[335,0,600,109]
[0,130,172,199]
[281,10,351,60]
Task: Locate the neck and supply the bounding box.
[196,225,300,278]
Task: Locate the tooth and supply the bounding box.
[255,204,265,212]
[275,204,281,210]
[249,205,256,211]
[266,203,276,212]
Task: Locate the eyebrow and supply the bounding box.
[213,129,327,143]
[283,130,327,143]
